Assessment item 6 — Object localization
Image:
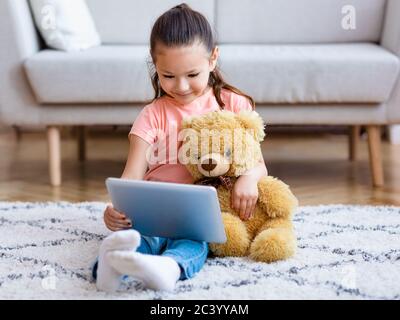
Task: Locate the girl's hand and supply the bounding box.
[103,204,132,231]
[231,175,259,221]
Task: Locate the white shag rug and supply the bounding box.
[0,202,399,300]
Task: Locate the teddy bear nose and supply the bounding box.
[201,158,217,171]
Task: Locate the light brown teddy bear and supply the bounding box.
[180,110,298,262]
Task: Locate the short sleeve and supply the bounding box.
[129,105,159,145]
[232,94,253,113]
[221,89,254,113]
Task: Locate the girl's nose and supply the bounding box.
[176,78,190,92]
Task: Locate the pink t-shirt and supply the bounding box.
[129,87,253,184]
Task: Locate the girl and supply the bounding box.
[94,3,268,292]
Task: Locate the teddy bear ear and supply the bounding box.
[236,110,266,142]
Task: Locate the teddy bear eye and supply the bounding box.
[225,148,231,158]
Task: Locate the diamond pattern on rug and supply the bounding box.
[0,202,399,299]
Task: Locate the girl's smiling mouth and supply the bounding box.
[175,92,192,97]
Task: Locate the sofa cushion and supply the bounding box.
[24,46,154,103]
[218,43,400,103]
[24,44,400,105]
[217,0,386,44]
[85,0,215,44]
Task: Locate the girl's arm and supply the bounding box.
[242,157,268,180]
[231,157,268,221]
[121,134,150,180]
[104,134,150,231]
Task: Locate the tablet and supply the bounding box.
[105,178,227,243]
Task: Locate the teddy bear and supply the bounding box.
[179,110,298,263]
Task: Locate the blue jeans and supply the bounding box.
[92,235,208,281]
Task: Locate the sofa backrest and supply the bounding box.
[216,0,386,44]
[85,0,215,44]
[86,0,386,45]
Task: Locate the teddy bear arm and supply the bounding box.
[257,176,298,219]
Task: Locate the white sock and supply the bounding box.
[107,251,181,292]
[96,229,141,292]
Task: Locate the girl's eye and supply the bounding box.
[163,73,199,79]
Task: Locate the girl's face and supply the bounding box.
[153,41,219,105]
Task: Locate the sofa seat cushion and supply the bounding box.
[24,45,154,103]
[25,44,400,105]
[219,43,400,103]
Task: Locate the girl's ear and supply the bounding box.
[209,46,219,71]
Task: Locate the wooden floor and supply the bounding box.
[1,128,399,205]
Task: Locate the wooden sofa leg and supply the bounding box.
[366,125,384,187]
[349,125,361,161]
[77,126,86,162]
[47,126,61,186]
[12,125,22,142]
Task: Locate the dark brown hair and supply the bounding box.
[149,3,255,110]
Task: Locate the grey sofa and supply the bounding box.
[1,0,400,187]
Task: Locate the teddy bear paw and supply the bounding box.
[249,227,296,263]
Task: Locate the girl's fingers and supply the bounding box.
[112,210,127,220]
[108,225,120,232]
[239,198,247,220]
[104,218,119,230]
[249,198,257,219]
[241,197,257,220]
[105,221,120,231]
[108,215,130,224]
[105,216,131,230]
[107,223,129,231]
[113,220,132,229]
[104,205,131,231]
[106,206,126,219]
[232,193,241,212]
[244,200,251,220]
[245,199,254,220]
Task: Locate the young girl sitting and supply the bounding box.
[93,3,268,292]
